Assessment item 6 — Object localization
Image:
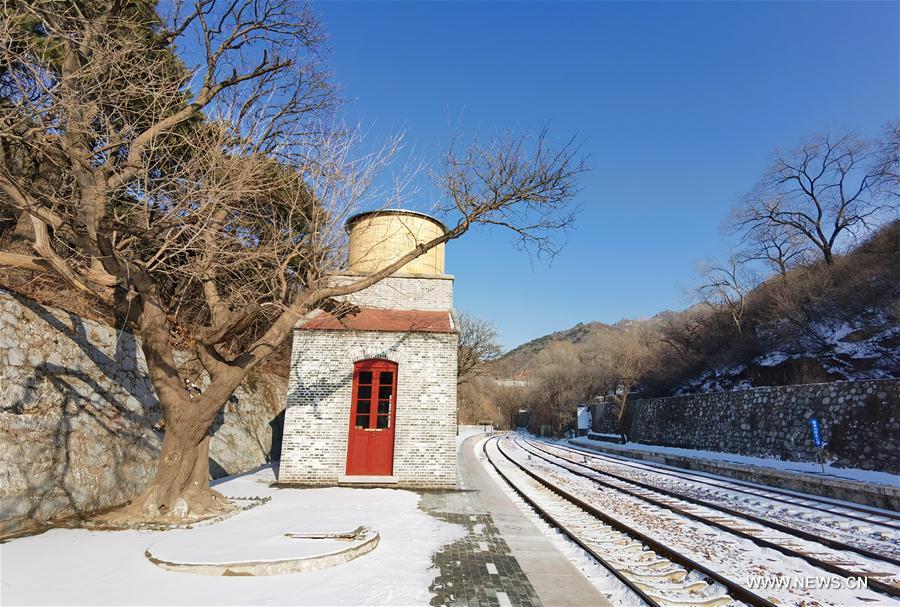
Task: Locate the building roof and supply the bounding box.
[296,307,455,333]
[344,209,448,234]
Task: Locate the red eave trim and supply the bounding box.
[297,308,454,333]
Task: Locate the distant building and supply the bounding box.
[278,210,459,488]
[495,379,529,388]
[576,405,592,436]
[514,408,530,429]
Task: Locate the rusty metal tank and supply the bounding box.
[345,210,447,275]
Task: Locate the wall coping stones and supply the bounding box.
[640,378,899,402]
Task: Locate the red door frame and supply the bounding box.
[345,359,399,476]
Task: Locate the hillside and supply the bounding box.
[494,321,622,378]
[496,221,900,396]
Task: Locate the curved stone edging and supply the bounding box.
[145,527,380,576]
[285,525,366,540]
[81,496,270,532]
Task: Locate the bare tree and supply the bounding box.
[656,307,710,360]
[696,258,756,335]
[729,129,898,265]
[765,263,840,349]
[594,330,655,429]
[528,341,581,435]
[458,375,505,426]
[879,119,900,194]
[492,384,526,430]
[457,312,503,385]
[736,221,812,275]
[0,0,586,523]
[571,334,618,403]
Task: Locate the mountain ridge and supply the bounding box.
[494,221,900,396]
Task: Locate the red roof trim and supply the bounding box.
[297,308,454,333]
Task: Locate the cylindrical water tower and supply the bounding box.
[281,208,458,489]
[345,210,447,276]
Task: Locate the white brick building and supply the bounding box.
[278,211,459,488]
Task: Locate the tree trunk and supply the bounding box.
[109,282,234,523]
[12,210,34,244]
[616,388,630,439]
[108,268,300,525]
[121,427,230,521]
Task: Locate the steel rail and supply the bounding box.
[556,439,900,525]
[480,436,664,607]
[516,437,900,600]
[488,435,779,607]
[525,438,900,567]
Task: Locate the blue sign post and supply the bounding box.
[809,418,822,447]
[809,417,825,473]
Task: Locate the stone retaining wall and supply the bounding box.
[0,290,287,537]
[590,380,899,473]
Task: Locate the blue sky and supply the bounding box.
[316,1,899,349]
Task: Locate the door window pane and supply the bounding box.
[351,362,397,435]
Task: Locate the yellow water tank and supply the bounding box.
[346,210,447,275]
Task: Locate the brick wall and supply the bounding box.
[279,329,458,487]
[330,274,454,311]
[590,379,900,473]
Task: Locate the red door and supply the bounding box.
[346,359,398,476]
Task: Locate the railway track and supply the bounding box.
[525,439,900,561]
[515,437,900,600]
[553,439,900,531]
[482,435,771,607]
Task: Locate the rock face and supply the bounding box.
[0,290,287,537]
[591,379,900,473]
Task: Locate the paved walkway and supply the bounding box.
[420,434,612,607]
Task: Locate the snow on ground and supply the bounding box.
[570,436,900,487]
[0,466,464,606]
[677,316,900,393]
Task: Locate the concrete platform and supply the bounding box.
[570,437,900,511]
[420,434,612,607]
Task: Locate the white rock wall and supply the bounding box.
[0,290,286,537]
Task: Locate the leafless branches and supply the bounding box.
[728,128,898,266]
[697,258,757,335]
[436,128,586,258]
[879,118,900,195]
[590,330,656,423]
[0,0,586,516]
[511,330,658,435]
[457,312,503,385]
[735,222,812,275]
